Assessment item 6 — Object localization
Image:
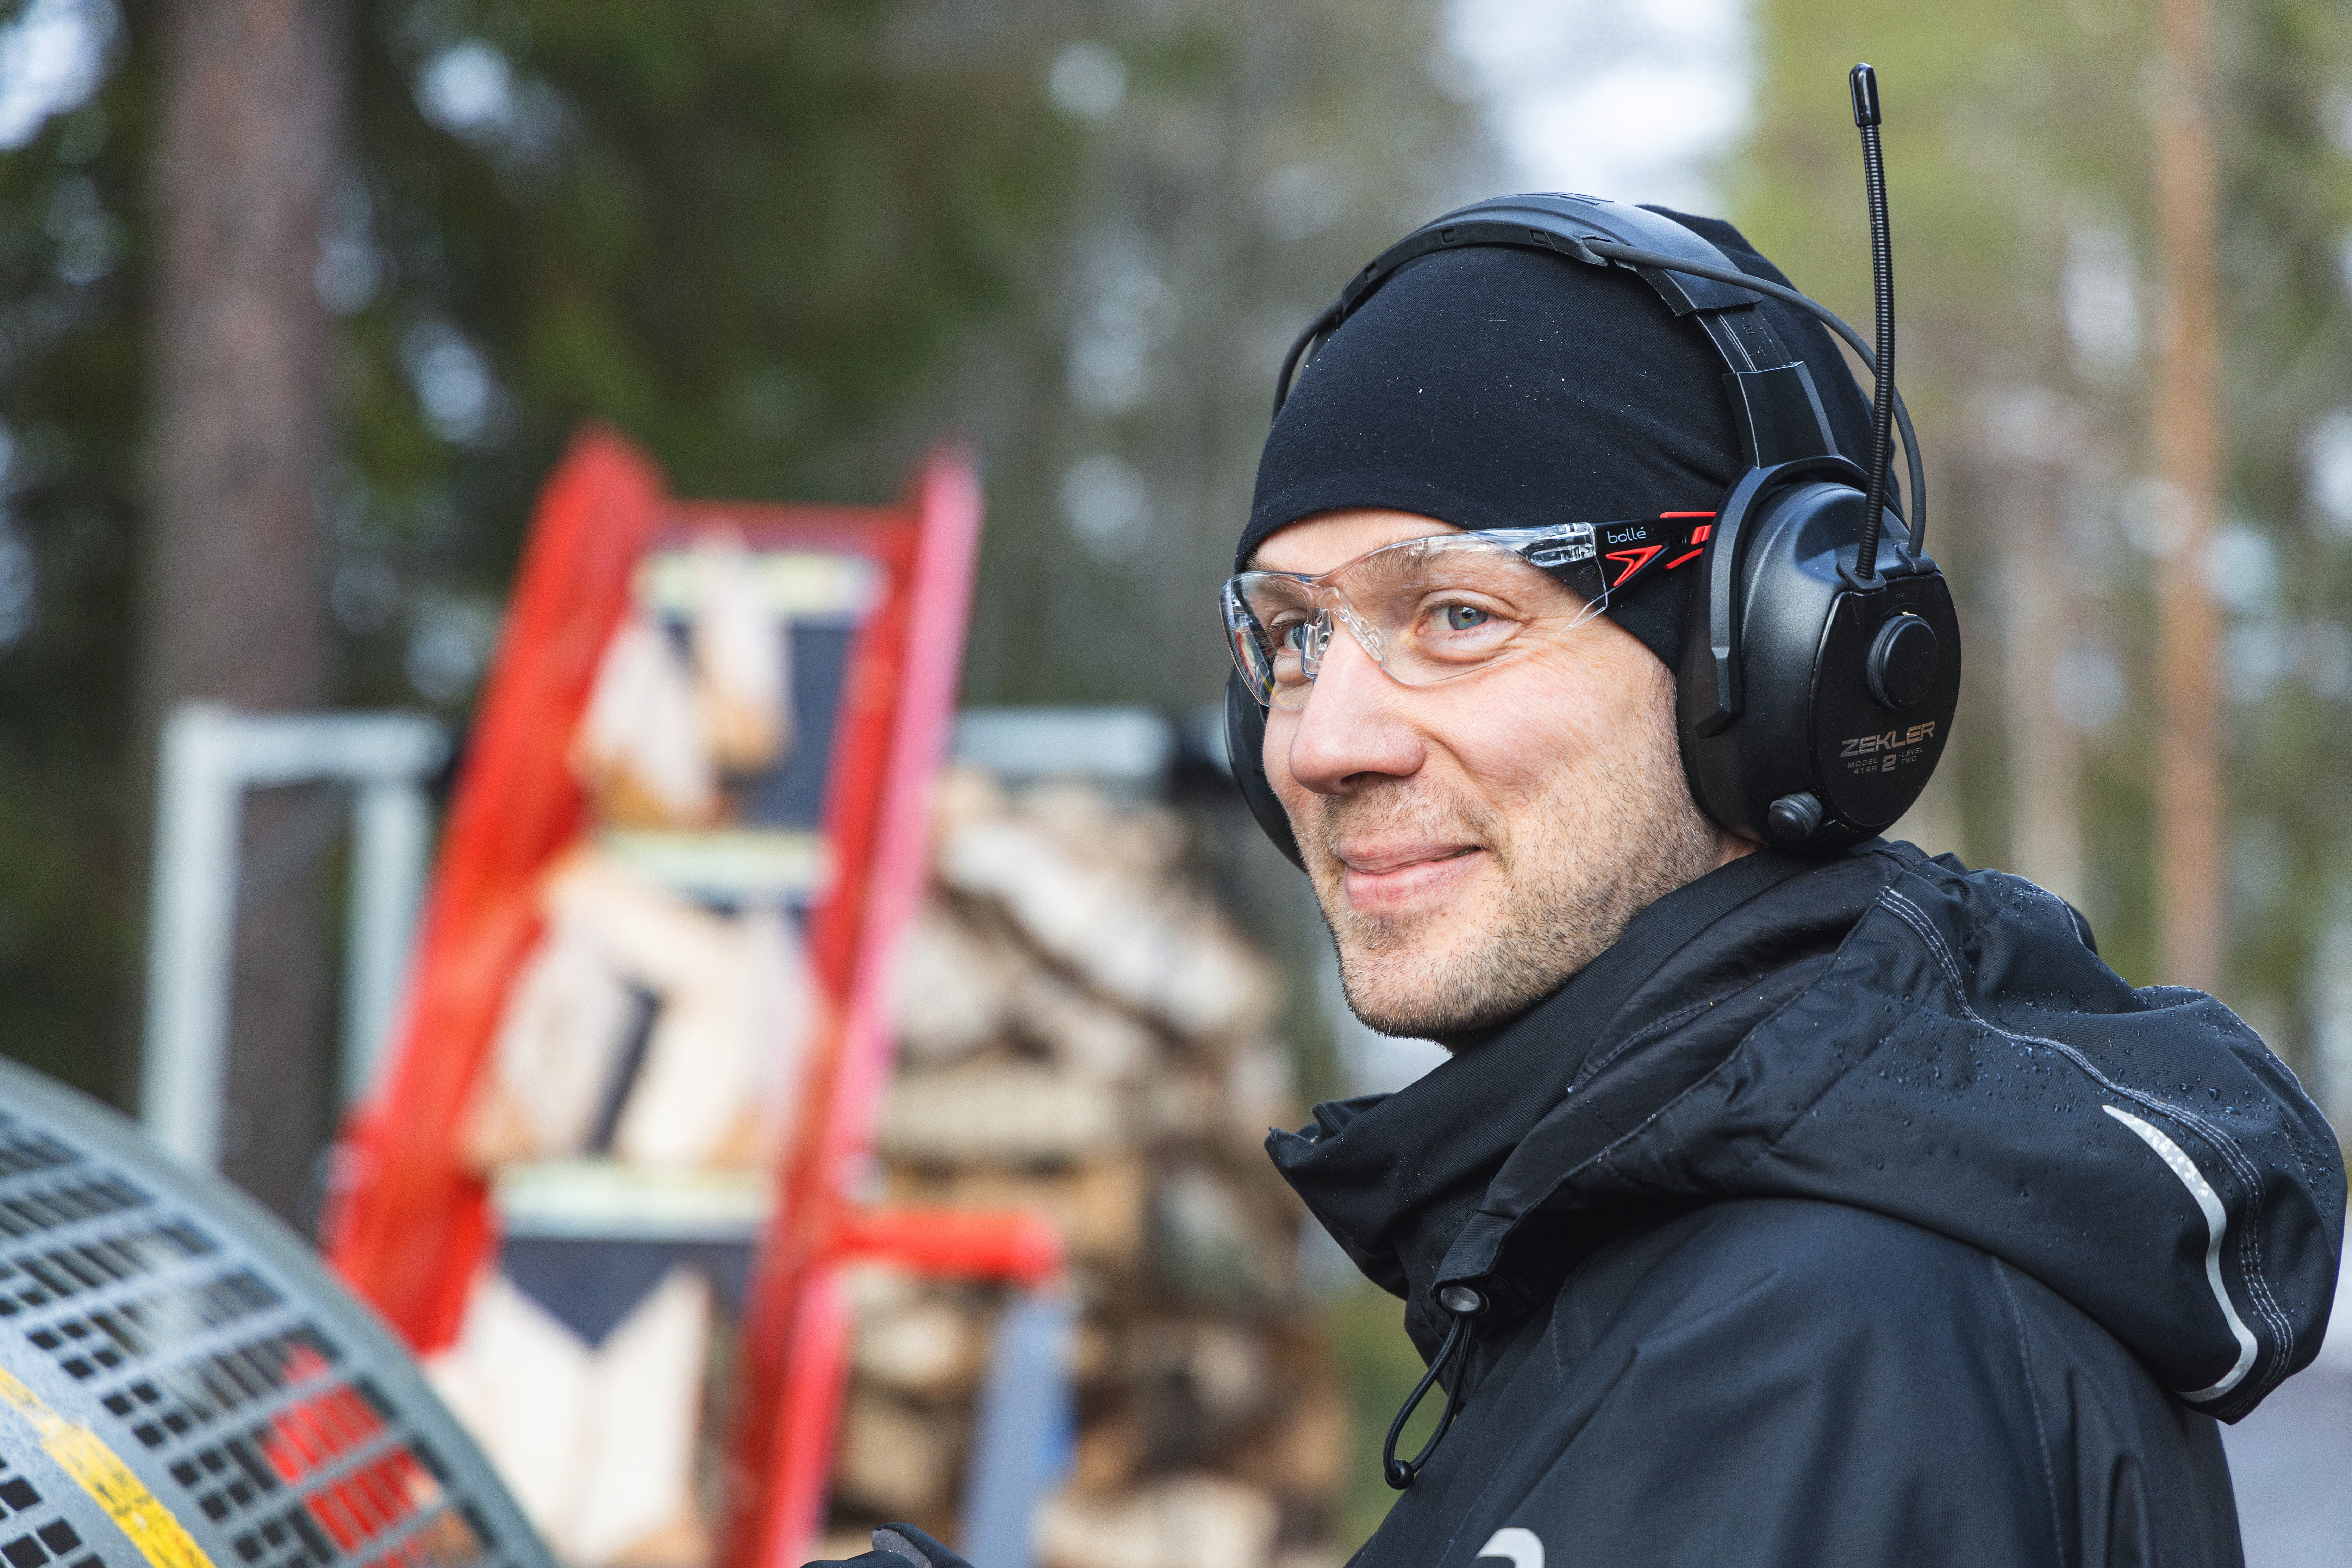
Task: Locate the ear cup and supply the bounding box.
[1677,466,1961,850]
[1224,674,1305,870]
[1804,569,1960,835]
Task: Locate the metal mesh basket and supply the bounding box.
[0,1057,552,1568]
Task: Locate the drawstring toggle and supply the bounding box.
[1382,1284,1485,1490]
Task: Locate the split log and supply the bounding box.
[687,529,790,773]
[425,1266,714,1568]
[832,1386,961,1517]
[879,1062,1126,1169]
[884,1159,1147,1270]
[460,925,642,1169]
[614,902,808,1168]
[936,817,1274,1042]
[892,904,1028,1069]
[1228,1381,1349,1500]
[460,855,816,1169]
[1014,968,1158,1085]
[850,1293,990,1400]
[1067,1413,1143,1495]
[1034,1473,1282,1568]
[1122,1320,1272,1438]
[574,613,719,827]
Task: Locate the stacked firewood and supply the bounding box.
[824,768,1345,1568]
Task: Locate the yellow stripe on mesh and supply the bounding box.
[0,1368,216,1568]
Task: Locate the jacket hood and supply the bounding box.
[1271,842,2345,1422]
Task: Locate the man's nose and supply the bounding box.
[1280,625,1425,797]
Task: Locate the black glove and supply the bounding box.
[803,1523,975,1568]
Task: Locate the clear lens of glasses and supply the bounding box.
[1223,530,1609,711]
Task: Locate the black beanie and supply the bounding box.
[1239,205,1884,670]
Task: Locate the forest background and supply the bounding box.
[0,0,2346,1343]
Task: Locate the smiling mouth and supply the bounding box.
[1341,844,1480,876]
[1335,843,1487,909]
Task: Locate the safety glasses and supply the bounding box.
[1222,514,1714,710]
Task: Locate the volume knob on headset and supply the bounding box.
[1866,613,1939,711]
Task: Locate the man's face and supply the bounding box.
[1255,508,1750,1044]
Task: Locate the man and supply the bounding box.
[828,205,2343,1567]
[1232,207,2341,1567]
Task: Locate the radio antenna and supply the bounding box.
[1849,62,1897,581]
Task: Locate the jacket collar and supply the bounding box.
[1268,847,1848,1341]
[1277,840,2347,1429]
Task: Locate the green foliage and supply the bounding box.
[335,0,1088,701]
[1734,0,2161,966]
[0,0,1093,1099]
[944,0,1480,713]
[0,10,159,1098]
[2206,0,2352,1049]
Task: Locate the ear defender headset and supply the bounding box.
[1224,64,1959,865]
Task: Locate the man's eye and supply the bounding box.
[1440,604,1491,631]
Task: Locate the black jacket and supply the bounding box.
[1271,843,2345,1568]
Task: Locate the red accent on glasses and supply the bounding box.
[1605,544,1665,587]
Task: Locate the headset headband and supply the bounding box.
[1274,194,1909,501]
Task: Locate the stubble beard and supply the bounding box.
[1309,720,1727,1047]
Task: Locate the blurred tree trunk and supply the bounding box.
[141,0,348,1223]
[2152,0,2224,990]
[2002,461,2085,909]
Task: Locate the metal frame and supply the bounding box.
[141,703,446,1168]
